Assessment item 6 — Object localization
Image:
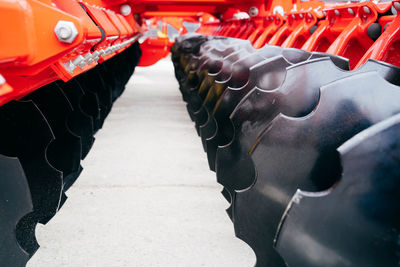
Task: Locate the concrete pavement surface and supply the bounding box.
[28,57,255,267]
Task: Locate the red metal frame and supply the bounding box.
[1,0,400,107]
[0,0,141,105]
[356,1,400,68]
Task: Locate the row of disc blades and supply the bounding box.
[171,33,400,267]
[0,43,141,266]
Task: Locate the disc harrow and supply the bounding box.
[0,155,33,266]
[275,114,400,266]
[0,43,141,265]
[171,0,400,265]
[0,0,142,264]
[2,0,400,265]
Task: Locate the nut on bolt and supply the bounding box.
[54,20,78,44]
[248,6,259,17]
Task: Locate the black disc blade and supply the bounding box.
[275,114,400,266]
[0,154,33,266]
[234,72,400,267]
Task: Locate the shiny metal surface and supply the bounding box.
[276,114,400,267]
[0,155,32,267]
[234,72,400,266]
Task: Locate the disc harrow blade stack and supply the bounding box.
[275,114,400,266]
[2,0,400,265]
[0,155,33,267]
[171,1,400,264]
[0,100,63,257]
[0,0,142,261]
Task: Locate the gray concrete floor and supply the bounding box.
[28,57,255,267]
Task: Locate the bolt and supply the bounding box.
[363,6,371,14]
[77,61,86,69]
[59,27,72,39]
[120,4,131,16]
[348,8,354,15]
[394,2,400,11]
[334,10,340,16]
[308,13,313,18]
[54,21,78,44]
[72,55,85,66]
[85,53,95,64]
[84,52,92,62]
[273,5,284,16]
[248,6,259,17]
[64,61,76,74]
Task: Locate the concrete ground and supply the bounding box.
[28,57,255,267]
